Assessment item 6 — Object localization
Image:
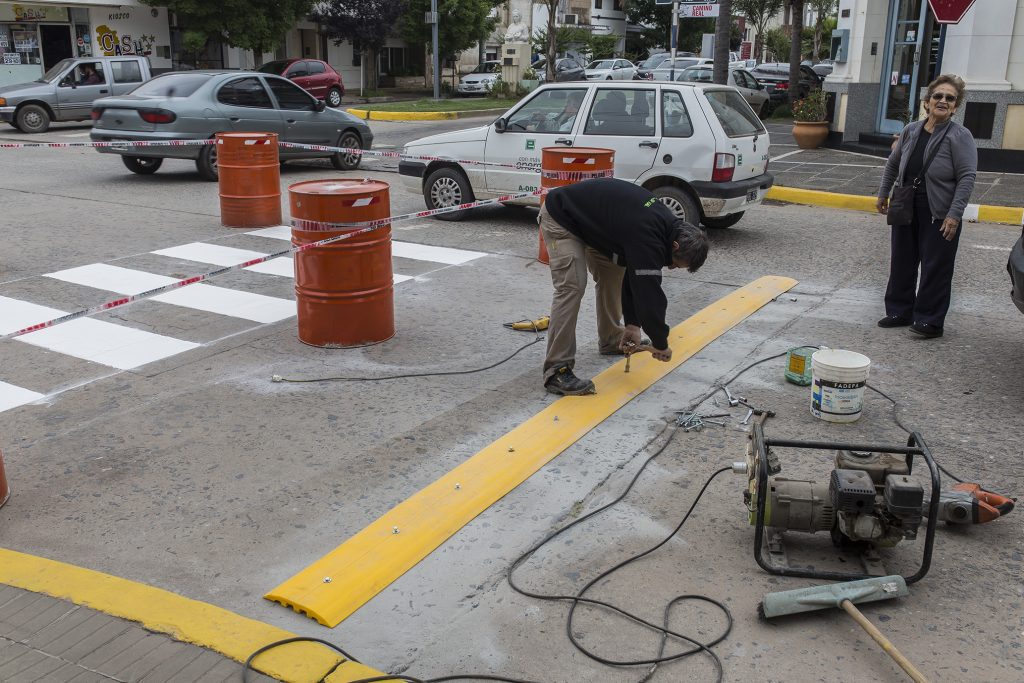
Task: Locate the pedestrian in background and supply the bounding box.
[538,178,709,395]
[876,74,978,338]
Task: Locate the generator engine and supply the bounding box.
[744,449,925,548]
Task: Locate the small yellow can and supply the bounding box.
[785,346,817,386]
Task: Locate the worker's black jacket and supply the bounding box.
[545,178,677,350]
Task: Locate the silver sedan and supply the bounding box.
[675,66,771,118]
[90,71,373,180]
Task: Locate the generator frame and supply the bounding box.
[751,424,942,584]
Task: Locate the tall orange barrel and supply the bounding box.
[217,132,282,229]
[290,179,395,347]
[538,147,615,264]
[0,449,9,509]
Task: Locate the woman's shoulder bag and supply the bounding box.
[887,123,951,226]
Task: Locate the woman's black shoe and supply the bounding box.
[877,315,911,328]
[909,322,943,338]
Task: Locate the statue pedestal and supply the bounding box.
[501,42,531,88]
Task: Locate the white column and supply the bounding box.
[828,0,889,85]
[941,0,1017,91]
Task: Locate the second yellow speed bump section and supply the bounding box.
[266,275,799,628]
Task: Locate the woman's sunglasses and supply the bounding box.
[930,93,957,103]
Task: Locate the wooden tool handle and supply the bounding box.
[840,600,929,683]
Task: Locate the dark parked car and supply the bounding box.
[750,63,821,107]
[90,71,372,180]
[1010,228,1024,314]
[533,57,585,83]
[258,59,345,108]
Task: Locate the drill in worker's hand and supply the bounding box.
[928,483,1015,524]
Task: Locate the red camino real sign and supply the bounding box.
[928,0,978,24]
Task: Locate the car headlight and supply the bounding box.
[0,98,6,106]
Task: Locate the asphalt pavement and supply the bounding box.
[0,114,1021,682]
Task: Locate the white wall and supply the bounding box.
[1008,0,1024,89]
[91,4,172,70]
[942,0,1016,90]
[828,0,887,85]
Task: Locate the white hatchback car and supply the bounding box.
[399,81,773,228]
[585,58,636,80]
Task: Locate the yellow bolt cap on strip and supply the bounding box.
[0,548,383,683]
[265,275,798,627]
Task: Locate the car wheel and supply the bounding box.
[758,101,771,119]
[16,104,50,134]
[195,142,218,181]
[330,131,362,171]
[326,87,343,108]
[652,186,700,225]
[424,167,474,221]
[122,156,163,175]
[702,212,744,229]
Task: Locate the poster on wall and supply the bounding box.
[3,52,21,65]
[0,4,69,22]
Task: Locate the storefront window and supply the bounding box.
[0,24,42,66]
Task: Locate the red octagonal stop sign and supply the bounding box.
[929,0,978,24]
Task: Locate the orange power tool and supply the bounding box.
[930,483,1015,524]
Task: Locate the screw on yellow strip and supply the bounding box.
[265,275,799,627]
[0,548,384,683]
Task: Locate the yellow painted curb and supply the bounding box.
[266,275,799,627]
[768,185,1024,226]
[345,108,457,121]
[0,548,384,683]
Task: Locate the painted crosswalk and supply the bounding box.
[0,235,489,415]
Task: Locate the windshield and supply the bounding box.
[472,62,499,74]
[679,67,712,83]
[704,89,765,137]
[639,55,666,68]
[130,73,212,97]
[41,58,76,82]
[257,61,290,75]
[588,60,614,70]
[662,58,698,70]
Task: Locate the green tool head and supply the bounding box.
[760,575,909,619]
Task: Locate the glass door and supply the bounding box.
[877,0,929,134]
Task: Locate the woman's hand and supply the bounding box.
[940,217,960,241]
[876,197,888,215]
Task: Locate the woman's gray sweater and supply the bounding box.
[877,119,978,221]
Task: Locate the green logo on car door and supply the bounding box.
[525,139,535,150]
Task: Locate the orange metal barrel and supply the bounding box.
[289,179,394,347]
[217,132,282,229]
[538,147,615,264]
[0,449,9,509]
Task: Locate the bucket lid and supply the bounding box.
[289,178,390,196]
[812,348,871,369]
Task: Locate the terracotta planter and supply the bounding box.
[792,120,830,149]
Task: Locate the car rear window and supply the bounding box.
[704,89,765,137]
[258,61,289,75]
[130,73,211,97]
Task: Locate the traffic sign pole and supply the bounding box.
[670,2,678,82]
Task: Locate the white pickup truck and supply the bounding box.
[0,55,152,133]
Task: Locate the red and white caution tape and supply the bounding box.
[278,140,527,170]
[539,169,615,181]
[0,138,215,150]
[1,189,542,340]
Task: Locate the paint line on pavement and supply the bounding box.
[265,275,799,627]
[391,241,487,265]
[771,149,803,162]
[971,244,1012,251]
[0,296,67,335]
[0,548,384,683]
[0,381,44,413]
[246,226,292,240]
[16,318,199,370]
[152,242,269,267]
[245,257,294,277]
[47,263,177,294]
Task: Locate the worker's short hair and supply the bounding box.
[672,220,709,273]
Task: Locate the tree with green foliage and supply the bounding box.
[400,0,500,80]
[311,0,408,91]
[762,26,790,61]
[141,0,314,61]
[734,0,784,63]
[626,0,714,58]
[807,0,837,62]
[530,26,590,59]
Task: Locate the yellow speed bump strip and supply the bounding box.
[0,548,384,683]
[266,275,798,627]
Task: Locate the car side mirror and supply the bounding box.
[314,100,326,112]
[494,117,507,133]
[59,76,74,88]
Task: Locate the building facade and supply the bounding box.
[825,0,1024,170]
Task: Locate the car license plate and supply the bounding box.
[746,189,758,203]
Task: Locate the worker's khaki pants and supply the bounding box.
[539,204,624,381]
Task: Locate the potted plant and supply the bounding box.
[791,89,829,149]
[519,66,539,92]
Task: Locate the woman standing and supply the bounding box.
[876,75,978,338]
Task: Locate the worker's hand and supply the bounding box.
[876,197,888,215]
[650,346,672,362]
[940,216,959,241]
[619,325,644,352]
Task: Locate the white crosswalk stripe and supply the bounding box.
[0,381,44,413]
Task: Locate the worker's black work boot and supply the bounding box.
[545,366,596,396]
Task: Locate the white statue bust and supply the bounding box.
[504,10,529,43]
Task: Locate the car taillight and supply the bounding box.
[712,153,735,183]
[139,109,176,124]
[90,108,103,121]
[774,81,789,90]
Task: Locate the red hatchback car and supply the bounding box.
[258,59,345,107]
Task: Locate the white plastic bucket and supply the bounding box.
[810,349,871,423]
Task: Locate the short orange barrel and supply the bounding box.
[217,132,282,229]
[0,449,9,509]
[538,147,615,264]
[290,179,395,347]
